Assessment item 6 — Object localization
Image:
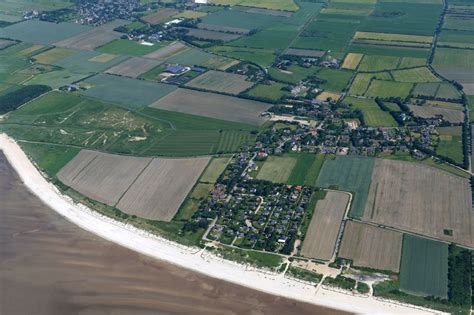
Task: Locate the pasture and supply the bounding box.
[301,191,349,261]
[339,222,402,273]
[358,55,399,72]
[80,74,177,109]
[105,57,162,78]
[54,51,128,74]
[255,155,297,183]
[116,157,210,221]
[348,72,391,96]
[58,150,152,206]
[391,67,440,83]
[0,20,90,45]
[185,70,253,94]
[436,126,464,164]
[343,97,398,127]
[151,88,271,126]
[353,32,433,44]
[408,105,464,123]
[230,24,299,50]
[363,159,473,247]
[246,82,289,101]
[315,155,374,218]
[268,65,318,84]
[433,48,474,84]
[287,153,325,186]
[365,80,413,99]
[317,68,353,93]
[24,70,87,89]
[208,46,275,67]
[199,157,230,183]
[399,235,448,298]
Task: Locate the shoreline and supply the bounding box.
[0,133,443,315]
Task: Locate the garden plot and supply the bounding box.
[339,221,402,272]
[363,159,473,247]
[185,70,253,94]
[105,57,162,78]
[58,150,152,206]
[301,191,349,261]
[150,88,271,126]
[116,157,210,221]
[408,105,464,123]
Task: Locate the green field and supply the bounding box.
[268,65,318,84]
[365,80,413,99]
[436,126,464,164]
[400,235,448,298]
[199,157,230,183]
[209,46,275,67]
[317,68,353,93]
[32,47,78,65]
[256,155,297,183]
[287,153,326,186]
[80,74,177,109]
[246,82,289,101]
[97,39,168,56]
[55,51,127,74]
[343,97,398,127]
[391,67,440,83]
[349,72,391,96]
[315,155,374,218]
[435,82,462,100]
[164,47,215,66]
[24,70,88,89]
[358,55,400,72]
[209,0,299,11]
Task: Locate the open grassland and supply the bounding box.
[105,57,162,78]
[116,157,210,221]
[317,68,353,93]
[363,159,473,247]
[316,156,374,218]
[54,22,124,50]
[342,53,364,70]
[391,67,440,83]
[400,235,448,298]
[408,105,464,124]
[80,74,177,109]
[142,8,179,24]
[54,51,128,74]
[343,97,398,127]
[246,82,290,102]
[0,20,90,45]
[301,191,349,261]
[255,155,297,183]
[349,72,392,96]
[358,55,400,72]
[208,0,298,11]
[339,222,402,273]
[199,157,230,183]
[32,47,77,65]
[436,126,464,164]
[151,88,270,126]
[365,80,413,99]
[97,39,168,57]
[144,41,187,60]
[58,150,152,206]
[185,70,253,94]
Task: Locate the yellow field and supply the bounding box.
[316,91,341,102]
[174,10,207,19]
[33,47,76,64]
[16,44,44,57]
[342,53,363,70]
[88,53,117,63]
[354,32,433,43]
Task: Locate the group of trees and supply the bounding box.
[0,85,51,115]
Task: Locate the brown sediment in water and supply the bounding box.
[0,152,349,315]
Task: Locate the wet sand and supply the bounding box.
[0,152,348,315]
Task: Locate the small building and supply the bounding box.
[165,64,186,74]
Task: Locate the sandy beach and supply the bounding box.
[0,133,443,315]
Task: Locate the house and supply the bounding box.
[165,64,186,74]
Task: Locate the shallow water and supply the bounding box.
[0,152,348,315]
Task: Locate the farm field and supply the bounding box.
[341,53,363,70]
[54,51,128,74]
[358,55,399,72]
[163,47,215,66]
[185,70,254,94]
[142,8,179,24]
[339,221,402,273]
[255,155,297,183]
[284,48,325,58]
[178,27,241,42]
[32,47,78,65]
[144,41,188,60]
[287,153,326,186]
[348,72,391,96]
[317,68,353,93]
[433,47,474,85]
[229,24,299,50]
[246,83,290,102]
[0,20,90,45]
[399,235,449,298]
[197,23,250,35]
[365,80,413,99]
[105,57,162,78]
[80,74,177,109]
[301,191,349,261]
[57,150,152,206]
[408,105,464,124]
[151,88,271,126]
[436,126,464,164]
[199,157,230,183]
[343,97,398,127]
[54,21,124,50]
[24,70,88,89]
[315,156,374,218]
[208,0,299,11]
[363,159,473,247]
[116,157,210,221]
[268,65,318,84]
[97,39,167,56]
[208,46,275,67]
[390,67,440,83]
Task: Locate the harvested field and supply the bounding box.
[301,191,349,261]
[177,27,241,41]
[142,9,179,24]
[58,150,152,206]
[255,155,297,183]
[32,47,77,64]
[197,23,250,35]
[338,221,402,272]
[342,53,363,70]
[150,88,271,126]
[285,48,325,58]
[400,235,448,298]
[185,70,253,94]
[54,26,123,50]
[144,41,187,60]
[363,159,473,247]
[408,105,464,123]
[116,157,210,221]
[105,57,162,78]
